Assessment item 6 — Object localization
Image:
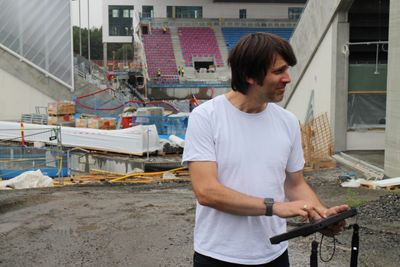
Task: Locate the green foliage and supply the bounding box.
[73,26,134,61]
[73,26,103,59]
[345,188,366,208]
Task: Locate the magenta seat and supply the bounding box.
[178,27,224,67]
[143,29,179,78]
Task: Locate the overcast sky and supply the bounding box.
[71,0,103,28]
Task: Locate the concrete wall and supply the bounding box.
[0,46,77,121]
[346,131,385,150]
[0,68,54,120]
[103,0,303,43]
[286,26,334,122]
[384,0,400,177]
[282,0,346,107]
[282,0,386,152]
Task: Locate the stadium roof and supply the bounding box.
[213,0,307,3]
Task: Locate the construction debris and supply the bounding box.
[333,152,384,180]
[53,167,190,186]
[0,170,54,190]
[341,177,400,191]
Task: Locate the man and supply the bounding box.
[182,33,348,266]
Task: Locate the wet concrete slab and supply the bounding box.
[344,150,384,169]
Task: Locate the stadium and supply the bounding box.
[0,1,399,266]
[1,0,397,177]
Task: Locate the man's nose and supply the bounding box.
[282,71,291,84]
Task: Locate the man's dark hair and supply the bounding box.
[228,32,297,94]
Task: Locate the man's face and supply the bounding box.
[253,54,291,103]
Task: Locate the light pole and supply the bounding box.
[87,0,91,73]
[78,0,82,56]
[72,0,82,56]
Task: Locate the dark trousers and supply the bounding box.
[193,250,289,267]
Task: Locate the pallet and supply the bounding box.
[379,184,400,191]
[359,180,377,190]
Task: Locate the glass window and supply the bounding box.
[175,6,202,19]
[288,7,303,21]
[109,5,134,36]
[167,6,173,18]
[123,9,130,18]
[112,9,119,18]
[142,6,154,18]
[239,9,246,19]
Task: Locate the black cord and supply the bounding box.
[319,234,336,262]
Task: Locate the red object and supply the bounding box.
[121,116,133,128]
[190,95,200,111]
[106,73,115,81]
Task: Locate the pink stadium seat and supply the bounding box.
[143,29,179,79]
[178,27,224,67]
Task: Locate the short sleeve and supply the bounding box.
[286,121,305,172]
[182,108,216,165]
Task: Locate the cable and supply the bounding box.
[319,235,336,263]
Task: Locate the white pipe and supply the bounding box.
[346,41,388,46]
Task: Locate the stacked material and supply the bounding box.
[55,167,190,186]
[75,117,116,130]
[48,101,76,126]
[0,121,161,155]
[87,118,117,130]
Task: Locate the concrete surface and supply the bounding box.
[0,164,399,267]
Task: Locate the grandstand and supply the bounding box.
[178,27,224,67]
[222,27,294,52]
[102,0,304,94]
[143,28,179,80]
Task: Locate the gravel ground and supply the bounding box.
[0,165,399,267]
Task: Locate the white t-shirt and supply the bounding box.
[182,94,305,265]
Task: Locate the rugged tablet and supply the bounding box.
[270,208,357,244]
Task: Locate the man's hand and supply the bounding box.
[273,201,313,220]
[312,204,350,237]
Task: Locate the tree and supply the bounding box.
[73,26,134,61]
[73,26,103,60]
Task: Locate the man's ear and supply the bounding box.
[246,76,256,85]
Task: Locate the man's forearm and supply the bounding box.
[284,171,328,215]
[285,180,325,208]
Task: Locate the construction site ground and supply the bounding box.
[0,163,399,267]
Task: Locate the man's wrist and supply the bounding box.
[264,198,274,216]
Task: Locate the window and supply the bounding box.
[167,6,173,18]
[288,7,303,21]
[167,6,202,19]
[112,9,119,18]
[109,5,134,36]
[142,6,154,18]
[239,9,246,19]
[123,9,130,18]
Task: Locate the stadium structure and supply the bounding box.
[0,0,399,178]
[101,0,305,100]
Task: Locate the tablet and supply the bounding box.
[270,208,357,244]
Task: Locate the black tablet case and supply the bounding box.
[270,208,357,244]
